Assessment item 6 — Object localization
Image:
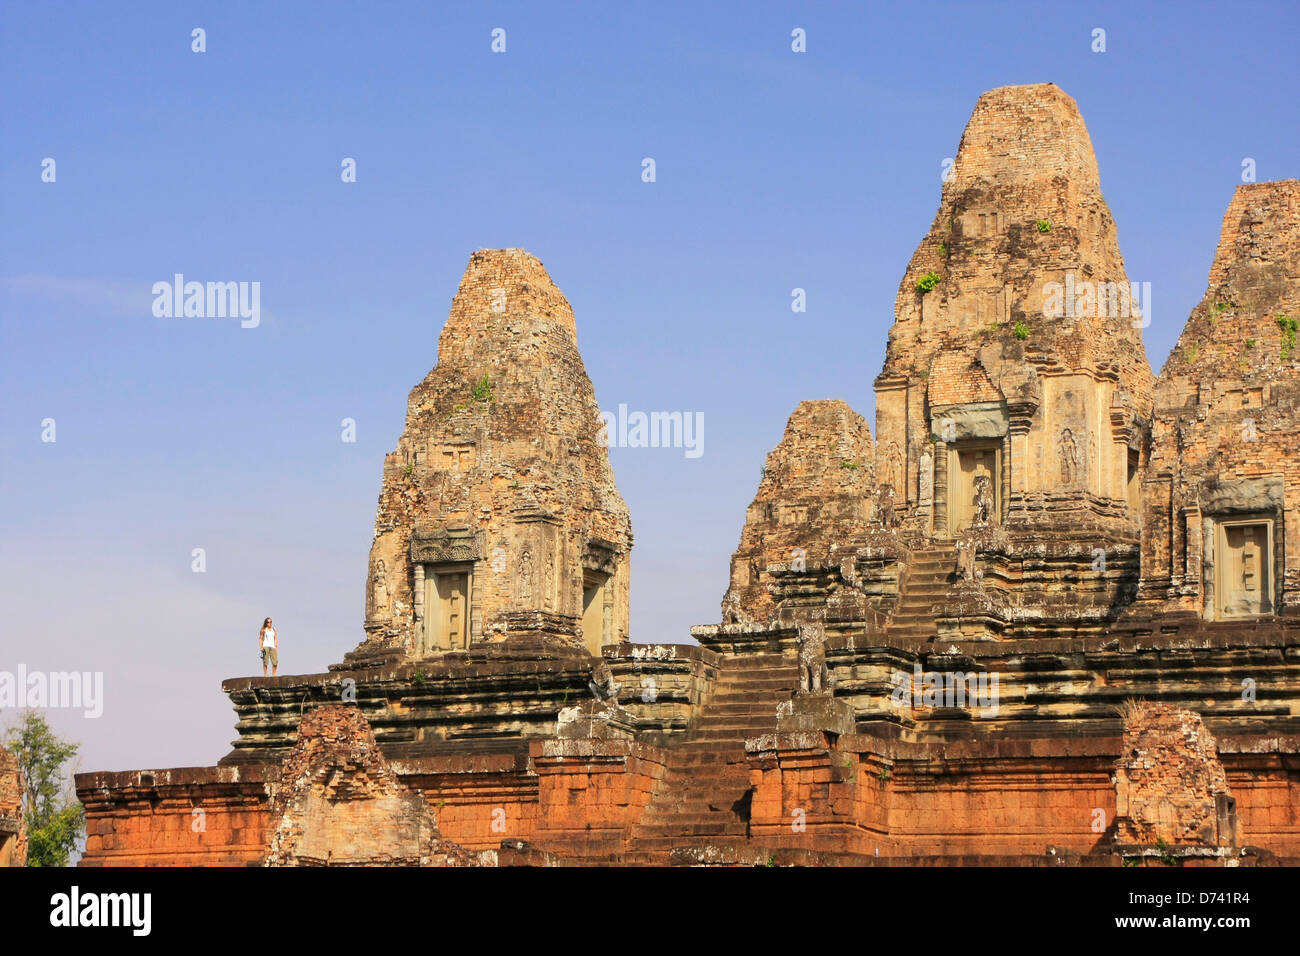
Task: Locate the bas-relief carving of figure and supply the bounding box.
[370,559,391,617]
[874,483,898,528]
[797,624,830,694]
[919,450,934,505]
[518,549,533,605]
[973,474,995,526]
[1088,430,1097,490]
[884,442,904,494]
[1058,428,1078,486]
[542,546,555,611]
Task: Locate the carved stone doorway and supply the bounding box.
[424,567,471,652]
[1216,521,1273,618]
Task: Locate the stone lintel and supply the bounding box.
[929,400,1009,441]
[1198,476,1284,516]
[410,525,484,564]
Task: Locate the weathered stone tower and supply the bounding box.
[361,249,632,658]
[721,400,879,632]
[876,83,1154,543]
[1137,181,1300,619]
[860,83,1156,637]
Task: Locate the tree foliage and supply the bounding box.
[4,711,85,867]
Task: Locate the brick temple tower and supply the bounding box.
[721,400,878,631]
[360,249,632,659]
[1137,181,1300,620]
[875,83,1154,543]
[862,84,1157,637]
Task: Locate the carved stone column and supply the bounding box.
[932,440,949,537]
[412,563,426,654]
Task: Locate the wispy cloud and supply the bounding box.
[1,275,150,317]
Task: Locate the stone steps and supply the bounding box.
[621,656,798,861]
[883,546,957,641]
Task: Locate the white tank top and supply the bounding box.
[262,627,276,648]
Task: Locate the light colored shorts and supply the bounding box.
[262,647,278,668]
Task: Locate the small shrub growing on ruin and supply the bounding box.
[403,462,414,476]
[916,271,941,294]
[1036,219,1051,233]
[414,669,425,684]
[760,465,768,480]
[840,460,859,470]
[1186,342,1200,363]
[1278,315,1298,360]
[1013,321,1030,340]
[877,767,891,782]
[1246,338,1256,349]
[938,241,948,257]
[1155,837,1181,867]
[472,371,495,402]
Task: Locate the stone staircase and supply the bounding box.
[884,543,957,641]
[621,653,798,864]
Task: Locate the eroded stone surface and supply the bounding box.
[73,86,1300,870]
[0,747,26,867]
[877,83,1153,543]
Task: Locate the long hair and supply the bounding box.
[263,617,272,628]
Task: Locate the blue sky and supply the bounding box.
[2,1,1297,775]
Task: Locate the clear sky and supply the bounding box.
[2,1,1297,776]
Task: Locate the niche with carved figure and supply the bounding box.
[947,440,1000,536]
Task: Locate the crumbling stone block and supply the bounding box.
[264,705,480,866]
[0,746,26,867]
[1113,701,1237,847]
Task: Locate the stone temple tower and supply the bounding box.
[359,249,632,659]
[1137,181,1300,621]
[871,83,1157,635]
[876,83,1155,540]
[721,400,877,629]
